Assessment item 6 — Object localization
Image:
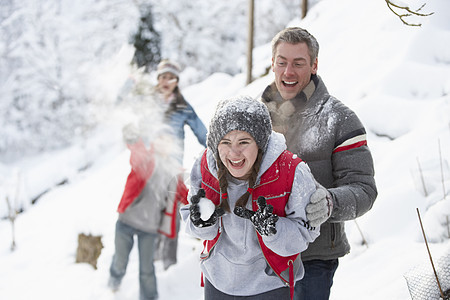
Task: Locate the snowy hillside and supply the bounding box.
[1,0,450,299]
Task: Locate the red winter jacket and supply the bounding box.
[118,140,155,213]
[117,140,188,238]
[199,149,302,299]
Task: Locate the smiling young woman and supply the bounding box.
[180,95,321,300]
[217,130,258,180]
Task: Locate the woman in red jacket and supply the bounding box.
[181,96,324,300]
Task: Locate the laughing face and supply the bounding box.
[217,130,258,180]
[272,42,318,101]
[157,72,178,100]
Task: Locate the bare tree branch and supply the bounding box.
[385,0,434,27]
[5,196,17,251]
[417,208,447,299]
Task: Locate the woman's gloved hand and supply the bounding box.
[189,188,225,227]
[234,196,278,236]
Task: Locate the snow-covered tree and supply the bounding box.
[0,0,138,161]
[132,4,161,70]
[1,0,319,162]
[149,0,310,79]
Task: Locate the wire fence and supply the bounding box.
[404,248,450,300]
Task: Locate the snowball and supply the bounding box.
[198,198,216,221]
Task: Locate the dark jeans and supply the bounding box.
[205,278,290,300]
[294,259,339,300]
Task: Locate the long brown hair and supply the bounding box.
[216,149,263,212]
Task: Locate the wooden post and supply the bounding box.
[302,0,308,19]
[246,0,254,85]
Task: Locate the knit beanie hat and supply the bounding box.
[207,96,272,157]
[156,59,181,78]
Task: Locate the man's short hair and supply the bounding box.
[271,27,319,66]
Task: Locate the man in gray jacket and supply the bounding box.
[260,27,377,300]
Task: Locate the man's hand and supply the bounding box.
[306,184,333,228]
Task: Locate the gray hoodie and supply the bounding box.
[180,132,319,296]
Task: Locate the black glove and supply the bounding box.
[234,196,279,236]
[189,188,225,227]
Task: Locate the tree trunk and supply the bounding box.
[76,233,103,269]
[246,0,254,85]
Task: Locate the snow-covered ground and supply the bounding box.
[1,0,450,299]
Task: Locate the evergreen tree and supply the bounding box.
[132,5,161,71]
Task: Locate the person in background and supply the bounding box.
[108,122,185,300]
[154,59,207,270]
[155,59,207,157]
[260,27,378,300]
[180,96,320,300]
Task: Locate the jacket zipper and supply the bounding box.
[330,223,336,249]
[255,230,290,287]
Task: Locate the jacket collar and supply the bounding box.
[261,74,327,115]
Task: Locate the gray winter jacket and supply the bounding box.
[119,160,179,235]
[180,132,319,296]
[261,75,377,261]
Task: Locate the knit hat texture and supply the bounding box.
[207,96,272,157]
[156,59,181,78]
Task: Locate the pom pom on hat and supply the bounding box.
[207,96,272,157]
[156,59,181,78]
